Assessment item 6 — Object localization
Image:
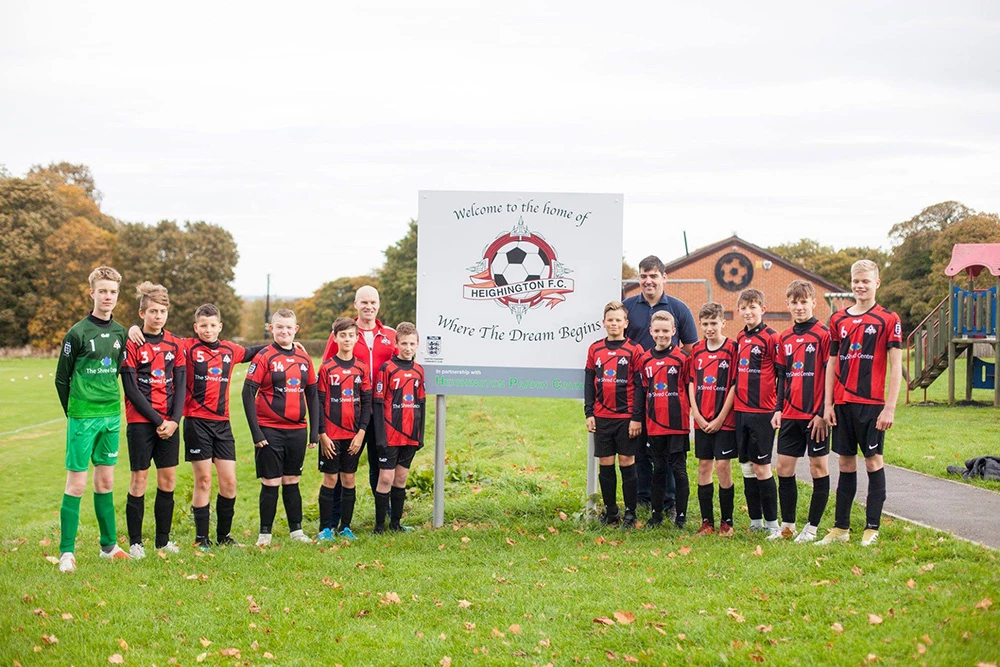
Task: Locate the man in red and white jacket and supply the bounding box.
[321,286,397,522]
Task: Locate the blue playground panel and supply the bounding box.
[972,356,996,390]
[952,286,997,337]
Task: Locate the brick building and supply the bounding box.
[623,236,849,325]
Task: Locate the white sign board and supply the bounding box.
[416,191,623,398]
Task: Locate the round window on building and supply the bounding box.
[715,252,754,291]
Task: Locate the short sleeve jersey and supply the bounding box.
[776,320,830,420]
[55,315,128,418]
[246,344,317,429]
[735,323,780,413]
[183,338,249,420]
[586,338,643,419]
[122,330,186,424]
[829,305,903,405]
[689,338,738,431]
[638,346,691,435]
[318,356,371,439]
[375,358,425,446]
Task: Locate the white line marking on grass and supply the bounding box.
[0,417,64,437]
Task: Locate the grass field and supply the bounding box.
[1,357,998,665]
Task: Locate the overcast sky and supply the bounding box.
[3,1,999,297]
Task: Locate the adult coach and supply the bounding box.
[623,255,699,511]
[321,286,396,529]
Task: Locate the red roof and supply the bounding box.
[945,244,1000,278]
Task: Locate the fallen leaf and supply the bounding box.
[677,633,686,640]
[539,638,550,648]
[831,622,844,633]
[39,538,51,547]
[757,624,772,633]
[491,627,504,638]
[196,653,207,663]
[463,622,475,631]
[679,545,692,556]
[439,633,447,640]
[263,652,274,659]
[547,526,558,534]
[605,650,618,660]
[41,635,58,645]
[906,579,916,589]
[251,640,259,651]
[750,651,765,664]
[458,599,472,608]
[117,638,128,651]
[865,654,878,664]
[440,658,452,667]
[108,654,124,664]
[975,598,993,611]
[381,592,401,605]
[613,611,635,625]
[61,613,73,620]
[508,624,522,635]
[594,617,615,626]
[917,643,926,655]
[918,563,935,573]
[461,537,470,543]
[321,577,342,589]
[247,596,261,614]
[355,609,369,617]
[34,609,49,617]
[752,545,763,557]
[624,655,638,664]
[726,608,745,623]
[505,537,516,546]
[200,637,212,647]
[558,511,568,521]
[220,648,241,657]
[868,614,883,625]
[44,556,60,565]
[642,603,656,610]
[812,580,832,586]
[852,565,863,576]
[595,536,607,545]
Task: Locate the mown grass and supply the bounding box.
[1,357,998,665]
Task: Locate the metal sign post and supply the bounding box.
[433,394,446,527]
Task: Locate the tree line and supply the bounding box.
[0,163,241,349]
[5,162,997,349]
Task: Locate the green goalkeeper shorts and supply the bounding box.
[65,415,122,471]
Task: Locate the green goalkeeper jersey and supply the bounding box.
[55,314,128,418]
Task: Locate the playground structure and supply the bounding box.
[906,244,1000,406]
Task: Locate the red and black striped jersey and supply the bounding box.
[776,319,830,420]
[123,331,186,424]
[638,346,691,435]
[735,323,779,414]
[375,357,425,447]
[246,344,317,429]
[584,338,643,420]
[318,356,371,439]
[829,304,902,405]
[689,338,738,431]
[183,339,250,420]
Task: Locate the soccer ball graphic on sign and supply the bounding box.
[465,217,574,322]
[490,241,552,295]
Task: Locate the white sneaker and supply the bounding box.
[766,526,784,540]
[255,533,272,547]
[129,543,146,559]
[861,529,879,546]
[158,541,180,554]
[794,526,818,543]
[58,552,76,573]
[289,529,312,543]
[99,544,132,561]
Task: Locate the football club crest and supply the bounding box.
[463,217,575,323]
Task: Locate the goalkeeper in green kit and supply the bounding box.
[55,267,131,572]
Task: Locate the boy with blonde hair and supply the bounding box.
[55,267,131,572]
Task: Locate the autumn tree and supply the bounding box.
[766,239,886,289]
[880,201,975,333]
[376,220,417,326]
[28,217,116,347]
[115,220,242,335]
[0,177,71,346]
